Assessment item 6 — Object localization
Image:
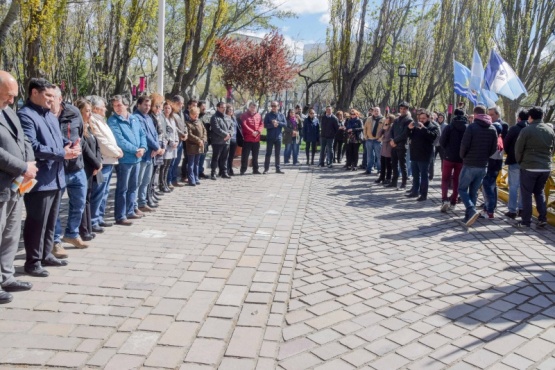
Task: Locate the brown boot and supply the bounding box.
[52,242,68,259]
[61,236,89,249]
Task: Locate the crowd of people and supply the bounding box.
[0,69,554,304]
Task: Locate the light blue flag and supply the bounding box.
[484,50,528,100]
[454,60,477,105]
[470,49,484,91]
[477,89,499,107]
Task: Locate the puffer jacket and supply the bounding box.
[459,118,498,167]
[391,114,413,147]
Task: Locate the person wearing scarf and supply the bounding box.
[283,109,303,165]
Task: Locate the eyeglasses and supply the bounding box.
[271,105,277,107]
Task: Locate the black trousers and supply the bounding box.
[379,156,392,181]
[241,142,260,173]
[160,159,172,189]
[23,190,61,269]
[306,141,317,163]
[391,146,407,186]
[211,144,230,174]
[264,139,282,171]
[227,141,238,174]
[346,143,360,167]
[79,177,93,237]
[181,143,188,180]
[334,140,344,162]
[520,169,550,226]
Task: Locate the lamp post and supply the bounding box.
[406,66,418,104]
[398,63,407,105]
[157,0,165,95]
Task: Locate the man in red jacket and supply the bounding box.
[240,102,263,175]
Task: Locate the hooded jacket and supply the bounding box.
[440,115,467,163]
[459,118,498,168]
[503,120,527,165]
[515,119,555,170]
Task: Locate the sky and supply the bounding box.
[272,0,330,46]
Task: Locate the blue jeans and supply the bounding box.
[115,162,140,221]
[482,159,503,213]
[406,145,412,177]
[458,166,486,220]
[319,137,334,165]
[410,160,430,197]
[507,163,522,213]
[284,142,300,164]
[54,169,87,241]
[137,160,153,207]
[90,165,113,227]
[168,142,183,183]
[187,154,201,184]
[365,140,382,173]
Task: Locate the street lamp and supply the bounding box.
[398,63,407,105]
[406,66,418,104]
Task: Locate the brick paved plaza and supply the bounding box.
[1,165,555,369]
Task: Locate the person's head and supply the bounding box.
[527,106,544,122]
[432,112,438,121]
[399,101,410,115]
[111,95,129,116]
[28,78,56,110]
[372,107,381,117]
[385,114,395,126]
[468,114,474,122]
[418,110,430,124]
[198,100,206,113]
[0,71,18,109]
[186,99,198,110]
[136,96,151,115]
[248,102,257,114]
[295,105,301,113]
[287,109,295,118]
[75,98,92,124]
[171,95,184,110]
[226,104,234,116]
[488,106,501,121]
[437,113,445,123]
[308,109,316,118]
[473,105,487,115]
[189,106,200,121]
[163,101,173,117]
[149,93,164,115]
[89,95,107,117]
[270,101,279,112]
[49,86,63,116]
[517,109,529,122]
[349,109,360,118]
[216,101,226,114]
[325,105,332,116]
[336,110,343,120]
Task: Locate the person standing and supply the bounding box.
[515,106,555,228]
[503,110,528,219]
[439,109,467,212]
[344,109,364,171]
[225,104,239,176]
[210,102,233,180]
[405,110,439,201]
[240,102,263,175]
[88,96,123,232]
[160,102,178,192]
[0,71,37,302]
[107,95,146,226]
[168,95,187,187]
[283,109,303,165]
[364,107,384,175]
[185,107,207,186]
[388,102,413,189]
[429,112,447,181]
[334,111,346,163]
[458,106,498,227]
[375,114,394,185]
[263,101,286,174]
[303,109,320,165]
[319,106,339,168]
[19,78,79,277]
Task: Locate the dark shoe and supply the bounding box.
[134,209,145,216]
[351,167,357,171]
[240,172,245,176]
[210,174,217,180]
[465,211,480,227]
[515,221,530,229]
[517,210,523,218]
[417,196,427,201]
[405,193,419,198]
[365,171,371,175]
[81,233,95,242]
[228,170,235,176]
[398,184,406,190]
[99,221,113,227]
[405,189,413,194]
[383,179,391,185]
[221,174,231,179]
[162,187,171,193]
[276,170,284,174]
[92,225,105,233]
[42,258,69,267]
[327,164,333,169]
[147,202,159,208]
[253,171,262,175]
[0,291,13,304]
[3,280,33,292]
[188,182,196,186]
[537,221,547,228]
[263,171,268,175]
[385,183,397,188]
[116,219,133,226]
[199,173,208,179]
[504,211,517,219]
[24,267,49,277]
[128,213,143,220]
[374,179,383,184]
[171,181,185,187]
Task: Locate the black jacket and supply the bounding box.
[82,131,103,183]
[320,114,339,139]
[503,120,527,165]
[58,102,84,173]
[460,119,498,168]
[408,121,439,162]
[440,116,467,163]
[391,114,413,147]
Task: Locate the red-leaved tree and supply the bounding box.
[214,31,298,104]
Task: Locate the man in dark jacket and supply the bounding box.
[503,109,528,219]
[458,105,498,227]
[387,102,413,189]
[210,102,233,180]
[0,71,37,303]
[19,78,80,277]
[52,86,89,254]
[405,110,439,201]
[515,106,555,228]
[319,106,339,168]
[263,101,286,174]
[439,109,467,211]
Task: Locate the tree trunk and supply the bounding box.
[0,0,20,64]
[200,62,213,100]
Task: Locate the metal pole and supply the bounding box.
[399,76,403,105]
[406,65,410,103]
[157,0,165,95]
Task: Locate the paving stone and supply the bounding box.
[311,341,349,361]
[144,346,187,368]
[514,337,554,362]
[341,348,376,367]
[0,348,54,365]
[279,352,322,370]
[463,349,502,368]
[104,354,145,370]
[118,331,159,355]
[46,351,89,367]
[226,326,264,358]
[185,338,226,365]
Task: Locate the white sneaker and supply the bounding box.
[440,202,450,213]
[449,203,457,210]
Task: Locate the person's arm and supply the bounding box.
[107,117,139,154]
[278,113,287,128]
[139,122,147,150]
[264,114,273,129]
[353,119,363,133]
[503,126,517,155]
[459,126,472,159]
[393,119,410,144]
[19,112,66,161]
[425,123,440,142]
[363,118,371,139]
[241,116,254,136]
[439,125,450,150]
[514,129,525,164]
[283,119,293,135]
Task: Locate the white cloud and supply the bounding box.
[319,12,331,24]
[273,0,329,15]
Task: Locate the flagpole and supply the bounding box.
[453,53,457,114]
[157,0,165,95]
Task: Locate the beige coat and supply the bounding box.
[89,113,122,165]
[363,115,385,141]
